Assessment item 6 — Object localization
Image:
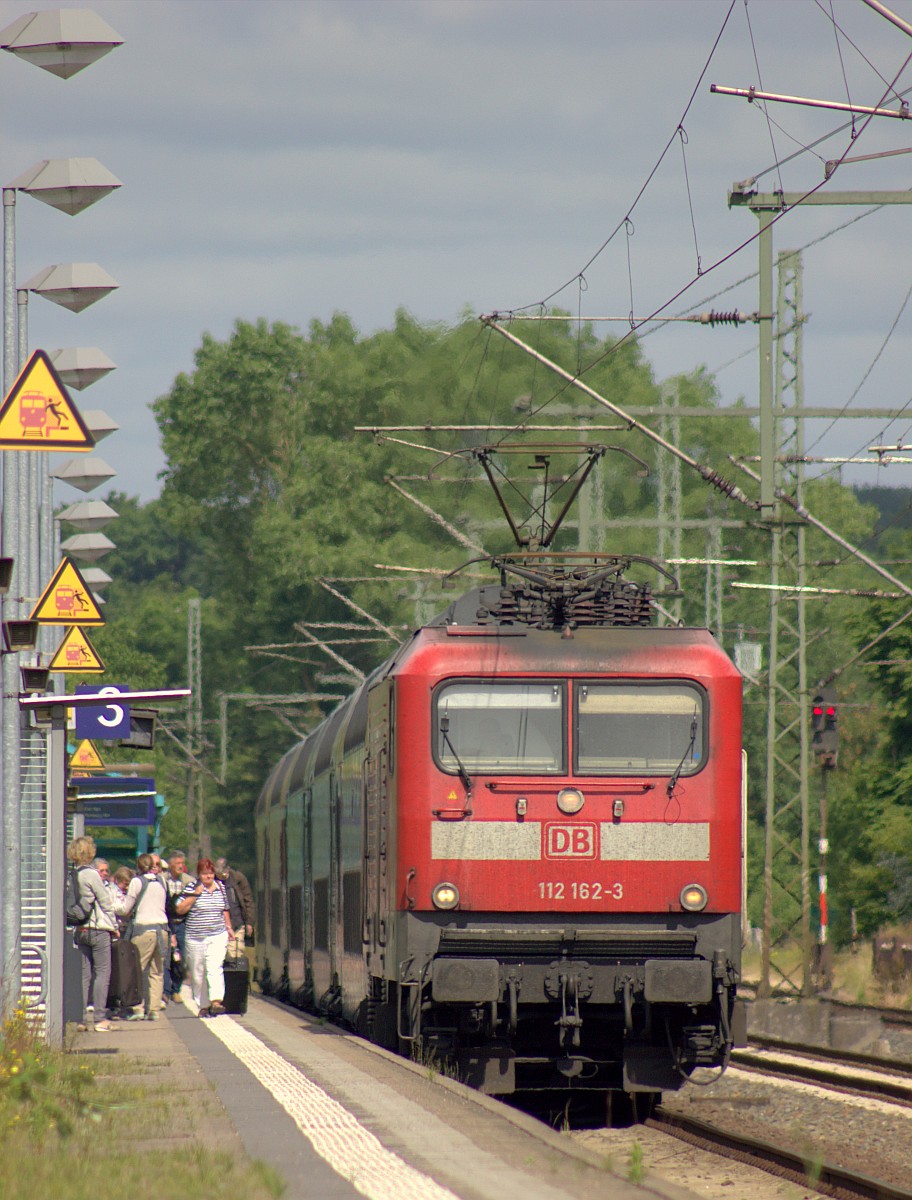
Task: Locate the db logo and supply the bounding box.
[545,823,597,859]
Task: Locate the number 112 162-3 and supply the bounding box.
[538,881,623,901]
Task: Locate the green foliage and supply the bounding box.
[0,1001,96,1139]
[828,582,912,939]
[79,307,912,940]
[627,1141,646,1184]
[0,1007,285,1200]
[142,311,750,873]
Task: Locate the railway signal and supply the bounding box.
[812,686,838,990]
[812,688,838,769]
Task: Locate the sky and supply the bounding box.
[1,0,912,510]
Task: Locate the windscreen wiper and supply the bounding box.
[667,709,699,799]
[439,712,472,795]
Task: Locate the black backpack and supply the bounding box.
[65,865,95,927]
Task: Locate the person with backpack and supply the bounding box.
[120,853,170,1020]
[67,836,119,1033]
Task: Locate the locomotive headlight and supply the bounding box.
[432,882,460,910]
[680,883,708,912]
[557,787,585,815]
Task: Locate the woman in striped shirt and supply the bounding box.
[175,858,234,1016]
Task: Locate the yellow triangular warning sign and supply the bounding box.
[69,739,105,773]
[49,626,105,673]
[30,558,104,626]
[0,350,95,451]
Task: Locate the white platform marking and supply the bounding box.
[207,1016,460,1200]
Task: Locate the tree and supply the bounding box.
[100,305,891,916]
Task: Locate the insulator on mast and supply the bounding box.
[694,310,756,327]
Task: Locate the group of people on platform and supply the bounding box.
[67,836,255,1032]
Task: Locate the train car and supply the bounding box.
[256,555,746,1100]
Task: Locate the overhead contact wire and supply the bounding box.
[507,0,738,314]
[815,0,906,105]
[805,276,912,458]
[828,0,857,138]
[742,0,785,195]
[553,43,912,382]
[678,125,702,275]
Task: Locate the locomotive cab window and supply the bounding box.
[435,681,564,774]
[575,682,706,775]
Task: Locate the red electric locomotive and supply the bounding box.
[256,551,746,1101]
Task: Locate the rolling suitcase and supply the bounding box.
[222,950,249,1015]
[108,937,143,1010]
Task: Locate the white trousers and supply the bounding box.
[186,930,229,1008]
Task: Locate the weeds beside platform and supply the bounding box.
[0,1001,284,1200]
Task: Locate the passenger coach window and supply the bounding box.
[435,682,564,774]
[575,683,705,775]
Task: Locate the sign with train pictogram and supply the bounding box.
[0,349,95,450]
[69,739,105,773]
[49,625,105,673]
[30,558,104,626]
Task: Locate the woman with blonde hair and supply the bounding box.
[67,835,120,1032]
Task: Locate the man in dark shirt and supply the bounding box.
[164,851,193,1000]
[214,858,255,953]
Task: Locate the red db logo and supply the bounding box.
[545,823,596,859]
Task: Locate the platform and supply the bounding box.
[71,995,699,1200]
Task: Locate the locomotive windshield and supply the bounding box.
[575,682,705,776]
[435,682,564,773]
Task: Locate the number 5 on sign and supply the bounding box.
[74,684,131,740]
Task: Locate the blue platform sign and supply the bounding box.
[74,683,131,740]
[69,776,156,827]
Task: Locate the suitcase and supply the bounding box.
[222,952,249,1015]
[108,937,143,1010]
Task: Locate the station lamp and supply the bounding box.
[2,619,38,653]
[20,665,50,694]
[0,9,122,78]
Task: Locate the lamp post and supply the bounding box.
[26,273,119,622]
[0,9,122,1026]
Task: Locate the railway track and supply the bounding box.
[510,1035,912,1200]
[647,1106,912,1200]
[733,1037,912,1105]
[642,1035,912,1199]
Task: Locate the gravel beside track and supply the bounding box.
[572,1062,912,1198]
[572,1121,824,1200]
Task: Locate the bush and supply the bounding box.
[0,999,97,1138]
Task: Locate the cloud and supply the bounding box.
[0,0,910,501]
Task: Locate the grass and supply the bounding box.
[627,1140,646,1184]
[410,1036,465,1084]
[837,948,878,1006]
[411,1040,462,1083]
[742,941,912,1008]
[0,1001,285,1200]
[802,1149,824,1190]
